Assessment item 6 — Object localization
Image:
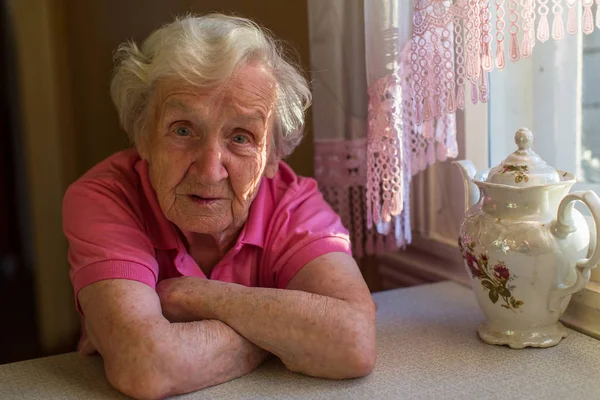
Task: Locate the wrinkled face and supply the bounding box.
[141,64,279,238]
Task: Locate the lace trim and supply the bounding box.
[410,0,600,124]
[363,45,458,251]
[316,71,459,255]
[314,139,374,258]
[315,137,409,257]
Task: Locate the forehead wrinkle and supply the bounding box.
[228,89,276,126]
[230,105,271,126]
[159,92,216,123]
[163,99,196,113]
[223,69,277,120]
[156,73,276,127]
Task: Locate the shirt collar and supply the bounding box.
[135,156,269,251]
[238,179,269,249]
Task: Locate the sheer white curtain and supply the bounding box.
[308,0,371,257]
[308,0,419,257]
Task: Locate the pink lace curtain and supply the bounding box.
[365,1,458,255]
[309,0,600,258]
[411,0,600,124]
[308,0,453,257]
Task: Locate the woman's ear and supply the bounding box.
[264,154,279,178]
[136,134,150,160]
[137,92,160,161]
[135,114,155,160]
[264,128,280,178]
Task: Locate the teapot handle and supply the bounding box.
[549,191,600,311]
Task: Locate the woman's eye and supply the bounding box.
[232,134,249,144]
[174,126,191,137]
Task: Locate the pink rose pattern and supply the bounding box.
[494,264,510,280]
[500,164,529,184]
[459,238,524,311]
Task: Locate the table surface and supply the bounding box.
[1,281,599,400]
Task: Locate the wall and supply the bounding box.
[10,0,313,354]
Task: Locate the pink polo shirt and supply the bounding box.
[63,149,351,311]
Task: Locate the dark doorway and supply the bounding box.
[0,0,41,364]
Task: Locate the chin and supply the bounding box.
[175,215,235,236]
[166,199,237,234]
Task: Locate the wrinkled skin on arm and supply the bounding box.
[158,252,377,379]
[78,280,269,400]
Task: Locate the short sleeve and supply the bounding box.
[63,179,159,311]
[264,178,352,288]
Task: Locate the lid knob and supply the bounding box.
[515,127,533,151]
[485,127,563,186]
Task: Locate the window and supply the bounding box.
[489,29,600,281]
[381,30,600,337]
[487,29,600,337]
[489,30,600,195]
[582,33,600,188]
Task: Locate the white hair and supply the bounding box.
[110,14,312,158]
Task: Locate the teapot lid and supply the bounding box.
[485,128,561,186]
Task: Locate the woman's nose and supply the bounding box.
[190,142,228,185]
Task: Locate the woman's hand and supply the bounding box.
[156,277,221,322]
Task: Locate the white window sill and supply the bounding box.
[561,282,600,340]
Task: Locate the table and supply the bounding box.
[1,281,599,399]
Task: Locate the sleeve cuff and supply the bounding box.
[276,236,352,289]
[71,260,157,314]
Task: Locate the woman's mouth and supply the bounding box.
[189,195,221,205]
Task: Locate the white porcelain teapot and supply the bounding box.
[454,127,600,349]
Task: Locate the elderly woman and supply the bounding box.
[63,14,375,399]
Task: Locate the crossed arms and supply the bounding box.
[78,252,376,399]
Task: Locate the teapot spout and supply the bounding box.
[453,160,481,212]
